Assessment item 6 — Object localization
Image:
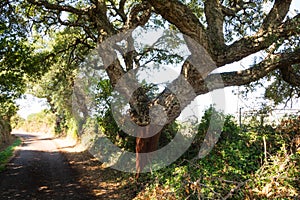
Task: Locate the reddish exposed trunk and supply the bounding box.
[135,126,161,179]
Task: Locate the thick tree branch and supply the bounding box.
[280,65,300,87]
[153,48,300,124]
[126,1,152,29]
[260,0,292,32]
[120,2,152,76]
[87,2,117,41]
[218,13,300,66]
[204,48,300,93]
[27,0,86,15]
[105,60,126,87]
[147,0,209,49]
[204,0,225,55]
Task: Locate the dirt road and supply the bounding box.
[0,132,95,200]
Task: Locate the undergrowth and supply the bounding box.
[0,138,21,172]
[135,110,300,199]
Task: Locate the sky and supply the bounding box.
[16,1,300,120]
[16,94,48,119]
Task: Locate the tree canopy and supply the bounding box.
[10,0,299,117]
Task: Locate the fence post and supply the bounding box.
[239,108,242,128]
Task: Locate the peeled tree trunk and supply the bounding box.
[135,128,161,178]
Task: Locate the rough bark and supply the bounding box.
[280,65,300,87]
[204,0,225,54]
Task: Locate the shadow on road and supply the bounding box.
[1,132,144,199]
[0,132,96,200]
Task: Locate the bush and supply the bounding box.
[10,114,25,129]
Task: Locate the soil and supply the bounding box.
[0,132,141,200]
[62,150,140,199]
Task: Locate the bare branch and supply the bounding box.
[108,0,127,22]
[223,180,249,200]
[45,37,92,62]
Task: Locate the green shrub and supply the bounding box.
[10,114,25,129]
[66,117,78,139]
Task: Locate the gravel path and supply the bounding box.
[0,132,95,200]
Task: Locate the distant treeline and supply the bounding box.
[12,110,55,134]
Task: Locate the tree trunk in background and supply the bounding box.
[0,117,12,144]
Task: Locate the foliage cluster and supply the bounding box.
[0,2,49,143]
[136,108,300,199]
[92,79,136,151]
[27,27,85,137]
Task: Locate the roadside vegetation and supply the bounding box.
[0,138,21,172]
[14,106,300,199]
[133,110,300,199]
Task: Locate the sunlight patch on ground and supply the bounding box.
[12,131,86,153]
[53,136,86,153]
